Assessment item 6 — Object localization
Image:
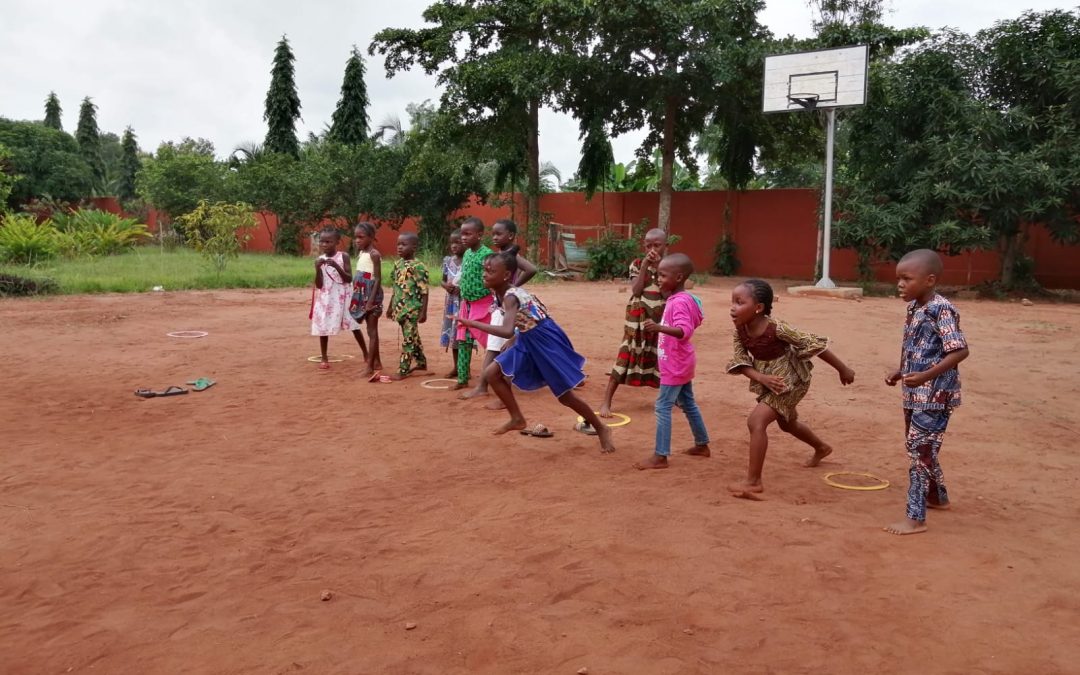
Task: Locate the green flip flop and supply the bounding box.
[186,378,216,392]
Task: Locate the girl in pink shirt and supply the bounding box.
[634,253,710,470]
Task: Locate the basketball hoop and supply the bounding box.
[788,93,820,110]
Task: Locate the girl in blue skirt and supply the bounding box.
[456,252,615,453]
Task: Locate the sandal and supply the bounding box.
[318,362,330,371]
[378,375,393,383]
[519,423,554,438]
[574,421,598,436]
[134,386,188,399]
[186,378,216,392]
[368,370,382,382]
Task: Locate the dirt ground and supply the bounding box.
[2,279,1080,674]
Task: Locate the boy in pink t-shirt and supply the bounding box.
[635,253,710,470]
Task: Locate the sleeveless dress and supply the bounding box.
[311,251,360,336]
[494,287,587,397]
[349,248,384,321]
[440,255,462,349]
[609,258,664,387]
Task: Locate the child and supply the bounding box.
[310,228,365,370]
[440,229,464,377]
[456,252,615,454]
[634,254,710,470]
[599,228,668,417]
[726,278,855,497]
[483,219,538,409]
[454,217,494,394]
[387,232,430,380]
[349,222,383,379]
[884,249,970,535]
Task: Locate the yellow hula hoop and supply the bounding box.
[306,355,356,363]
[823,472,890,491]
[421,378,456,390]
[576,412,632,428]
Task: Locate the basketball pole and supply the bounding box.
[816,107,837,289]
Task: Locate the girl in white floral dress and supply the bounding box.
[310,228,363,370]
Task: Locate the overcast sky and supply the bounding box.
[1,0,1072,182]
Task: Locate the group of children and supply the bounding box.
[310,218,969,536]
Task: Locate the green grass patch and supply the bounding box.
[0,248,453,295]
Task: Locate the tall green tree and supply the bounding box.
[43,92,63,131]
[0,118,93,207]
[328,47,370,145]
[264,36,302,156]
[75,97,104,182]
[372,1,557,256]
[119,127,141,200]
[553,0,770,231]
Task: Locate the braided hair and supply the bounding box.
[740,278,774,316]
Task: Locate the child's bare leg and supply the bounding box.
[484,351,508,409]
[776,415,832,467]
[463,350,495,398]
[352,328,368,360]
[484,361,525,434]
[445,346,459,378]
[599,375,619,417]
[319,336,329,361]
[557,390,615,453]
[729,403,778,496]
[363,314,381,373]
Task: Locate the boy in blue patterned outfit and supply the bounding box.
[885,249,970,535]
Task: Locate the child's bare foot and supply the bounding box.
[804,444,833,467]
[444,369,457,379]
[493,417,527,435]
[634,454,667,469]
[358,365,372,377]
[460,388,489,400]
[451,381,469,391]
[318,361,330,371]
[597,425,616,454]
[884,518,927,535]
[728,481,764,500]
[598,403,613,418]
[484,399,506,411]
[927,500,951,510]
[683,445,710,457]
[389,372,410,381]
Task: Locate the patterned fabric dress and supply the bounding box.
[390,258,430,375]
[349,248,384,321]
[726,318,829,422]
[609,258,664,387]
[311,251,361,336]
[440,255,462,349]
[495,287,587,397]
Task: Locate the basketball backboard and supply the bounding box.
[762,45,869,113]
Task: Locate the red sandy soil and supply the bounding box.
[2,280,1079,674]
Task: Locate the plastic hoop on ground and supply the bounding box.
[421,378,456,390]
[576,412,631,428]
[167,330,208,339]
[306,355,355,363]
[823,472,890,491]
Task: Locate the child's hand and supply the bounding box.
[643,319,659,333]
[645,249,661,265]
[902,371,931,387]
[885,369,902,386]
[838,366,855,386]
[757,373,788,395]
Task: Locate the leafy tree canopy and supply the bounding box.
[264,36,302,156]
[136,138,227,220]
[0,118,93,207]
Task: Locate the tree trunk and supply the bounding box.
[999,231,1022,288]
[526,96,542,263]
[657,96,677,233]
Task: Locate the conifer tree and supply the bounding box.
[44,92,63,130]
[119,126,141,200]
[264,36,302,156]
[76,96,104,181]
[328,46,370,145]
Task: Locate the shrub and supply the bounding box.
[711,234,740,276]
[175,200,256,274]
[51,209,150,257]
[0,213,57,264]
[0,272,57,296]
[584,229,640,280]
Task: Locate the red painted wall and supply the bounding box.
[164,190,1080,288]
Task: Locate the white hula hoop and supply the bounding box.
[421,378,456,390]
[167,331,209,339]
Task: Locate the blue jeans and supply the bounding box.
[655,382,709,457]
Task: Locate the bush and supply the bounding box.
[0,213,57,264]
[51,209,150,257]
[175,200,256,274]
[585,229,641,280]
[711,234,740,276]
[0,272,57,296]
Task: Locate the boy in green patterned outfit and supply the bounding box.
[388,232,429,380]
[454,218,495,394]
